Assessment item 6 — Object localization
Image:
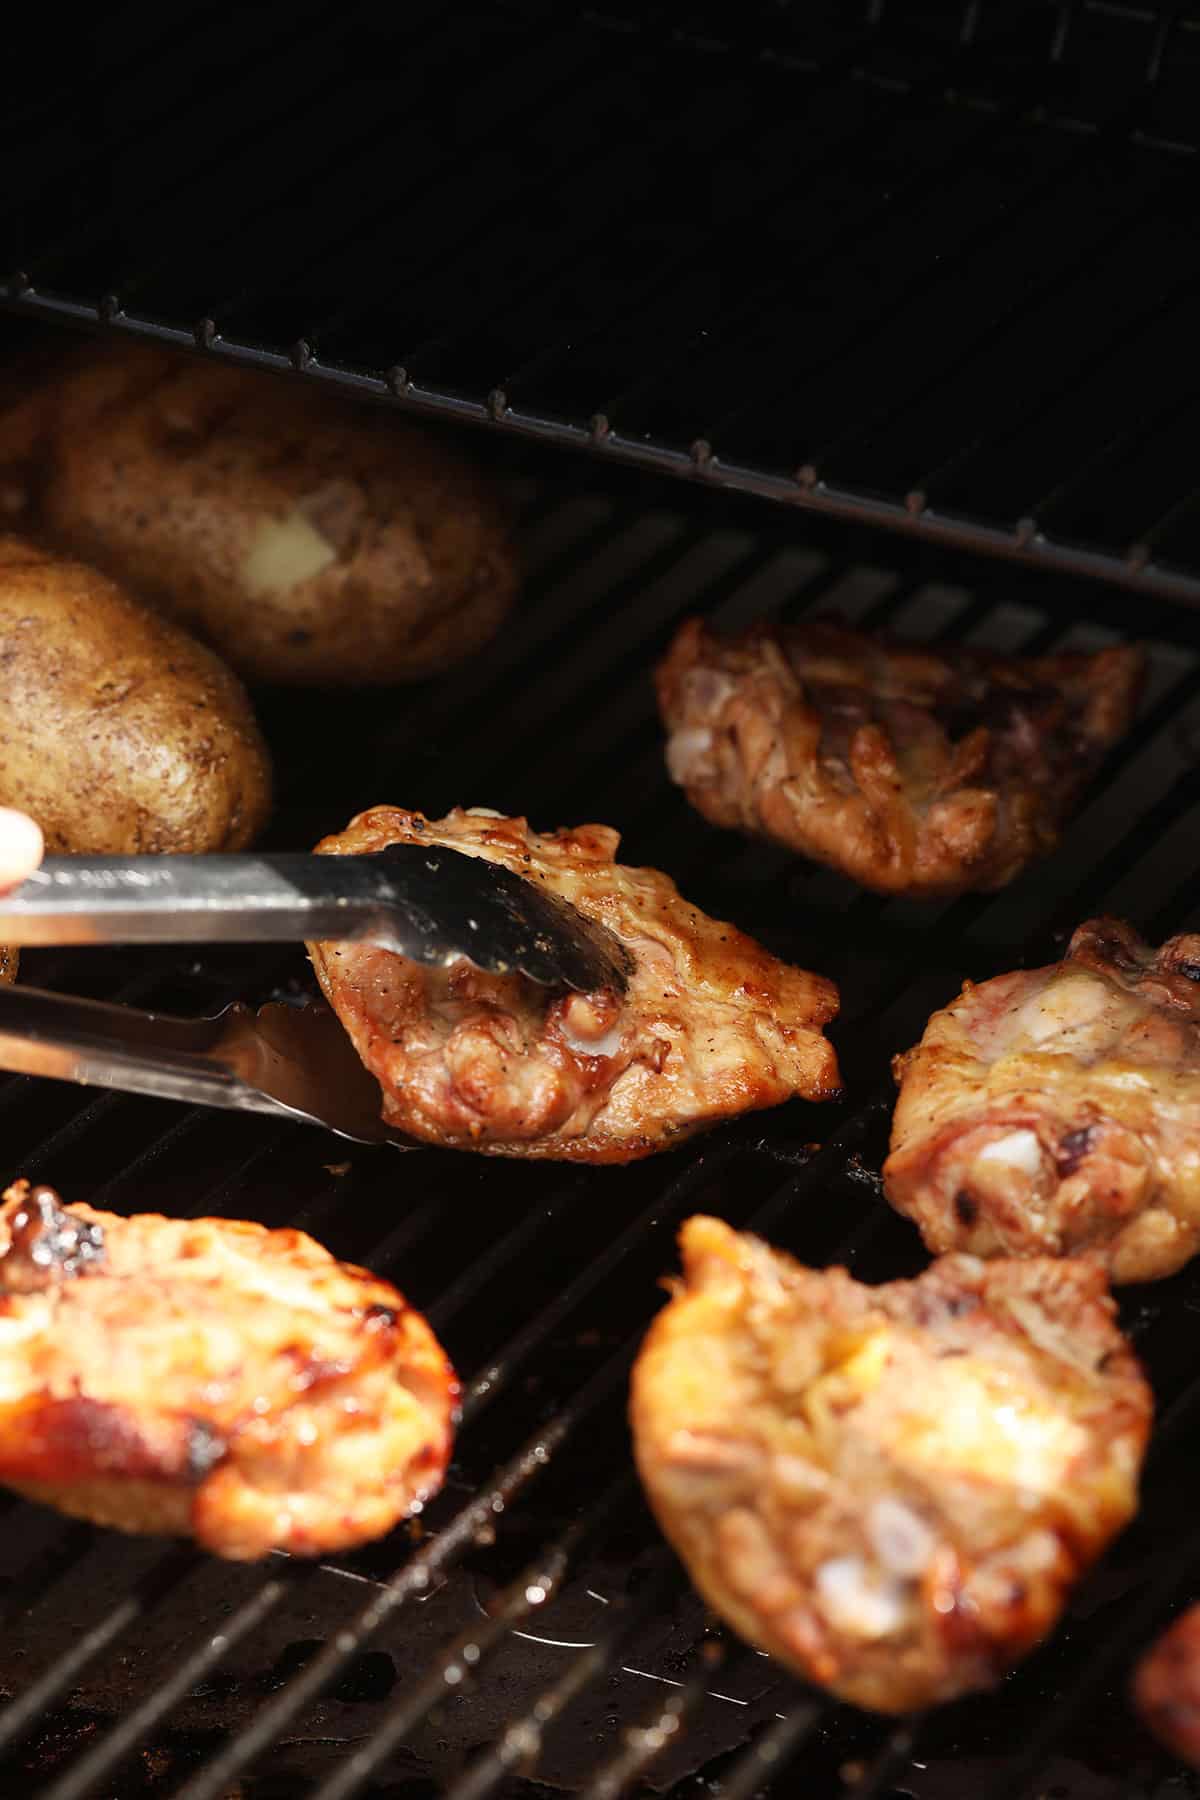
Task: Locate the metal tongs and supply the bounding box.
[0,847,633,1147]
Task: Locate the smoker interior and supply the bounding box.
[0,349,1197,1796]
[6,3,1200,597]
[4,2,1200,1793]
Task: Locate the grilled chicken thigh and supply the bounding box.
[885,920,1200,1284]
[631,1216,1150,1714]
[656,616,1143,897]
[0,1182,457,1560]
[1135,1603,1200,1766]
[308,807,841,1162]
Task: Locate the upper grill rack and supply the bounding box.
[6,1,1200,598]
[0,448,1196,1799]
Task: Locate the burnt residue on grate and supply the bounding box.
[0,426,1197,1797]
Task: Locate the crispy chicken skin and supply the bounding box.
[307,806,841,1162]
[0,1182,457,1560]
[631,1217,1150,1714]
[884,920,1200,1285]
[655,616,1143,898]
[1135,1603,1200,1766]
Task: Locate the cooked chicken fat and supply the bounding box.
[307,806,841,1161]
[1135,1602,1200,1767]
[0,1182,457,1559]
[655,616,1143,897]
[630,1216,1150,1713]
[885,919,1200,1284]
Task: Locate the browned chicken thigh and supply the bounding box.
[885,920,1200,1284]
[656,616,1143,897]
[0,1182,457,1560]
[308,806,841,1162]
[631,1216,1150,1714]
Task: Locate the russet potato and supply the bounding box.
[1,343,517,687]
[0,536,272,865]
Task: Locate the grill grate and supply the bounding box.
[5,2,1200,597]
[0,406,1196,1797]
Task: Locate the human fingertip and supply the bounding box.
[0,809,44,888]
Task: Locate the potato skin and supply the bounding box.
[0,536,272,856]
[3,344,517,687]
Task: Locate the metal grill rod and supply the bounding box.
[0,1131,322,1739]
[98,1119,299,1224]
[589,38,1116,454]
[321,508,694,787]
[440,1127,894,1798]
[84,1106,235,1212]
[14,0,380,291]
[170,1353,634,1800]
[487,544,794,806]
[1149,865,1200,940]
[844,1720,922,1800]
[441,1557,689,1800]
[494,1062,1071,1798]
[423,1183,590,1333]
[907,277,1200,518]
[0,1522,101,1630]
[751,928,1195,1800]
[790,171,1197,504]
[0,1547,199,1757]
[111,10,503,318]
[981,1524,1200,1800]
[168,1109,887,1798]
[5,1070,740,1792]
[8,291,1199,603]
[36,1573,289,1800]
[456,1143,742,1429]
[0,1161,407,1783]
[578,1664,712,1800]
[196,22,613,342]
[403,21,892,390]
[713,1701,826,1800]
[1049,710,1200,934]
[0,3,210,144]
[308,1473,639,1800]
[430,1111,892,1800]
[1097,770,1200,941]
[28,1135,736,1792]
[524,553,890,830]
[297,34,746,362]
[0,1110,369,1740]
[498,11,1055,419]
[1031,384,1200,554]
[746,1229,1200,1800]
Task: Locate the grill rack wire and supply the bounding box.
[0,400,1195,1797]
[5,1,1200,597]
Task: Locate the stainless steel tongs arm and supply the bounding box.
[0,983,407,1144]
[0,848,633,994]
